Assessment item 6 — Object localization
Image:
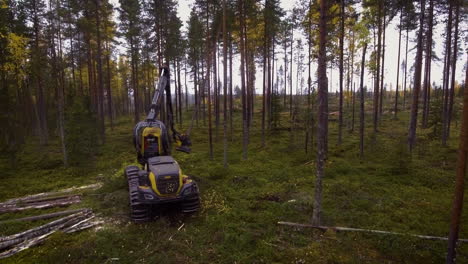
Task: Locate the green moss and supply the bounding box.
[0,106,466,263]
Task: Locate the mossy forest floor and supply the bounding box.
[0,109,467,263]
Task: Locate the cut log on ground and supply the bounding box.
[0,210,101,259]
[0,230,57,259]
[0,210,92,249]
[64,218,105,233]
[277,221,468,243]
[0,183,102,206]
[0,209,88,224]
[0,195,82,214]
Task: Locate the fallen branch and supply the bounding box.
[0,195,81,214]
[0,210,103,258]
[0,209,88,224]
[0,210,91,246]
[64,219,105,233]
[0,183,102,206]
[0,230,57,259]
[277,221,468,243]
[61,215,95,233]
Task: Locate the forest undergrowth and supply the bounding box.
[0,109,466,264]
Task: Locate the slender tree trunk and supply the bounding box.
[105,41,114,129]
[184,61,188,112]
[205,4,213,160]
[32,0,48,145]
[229,34,233,139]
[194,62,199,126]
[290,24,293,118]
[177,59,183,125]
[213,41,219,141]
[284,37,287,109]
[446,52,468,264]
[222,0,228,168]
[307,5,313,154]
[262,18,267,147]
[379,13,386,117]
[173,60,179,123]
[267,44,271,131]
[201,56,206,125]
[239,0,247,160]
[403,26,409,110]
[312,0,328,226]
[77,33,84,96]
[50,2,67,166]
[422,0,434,127]
[347,30,356,123]
[359,44,367,158]
[95,0,105,143]
[407,0,426,151]
[394,10,402,119]
[130,37,139,124]
[351,83,356,132]
[442,2,453,146]
[338,0,344,145]
[446,3,460,143]
[373,0,382,133]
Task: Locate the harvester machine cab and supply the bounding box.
[132,65,191,165]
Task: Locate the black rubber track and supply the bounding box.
[181,195,200,214]
[125,166,151,222]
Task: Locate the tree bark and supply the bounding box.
[223,0,228,168]
[105,40,114,129]
[95,0,105,143]
[442,2,453,146]
[403,26,409,110]
[205,2,213,160]
[446,52,468,264]
[239,0,247,160]
[312,0,328,226]
[421,0,433,127]
[262,14,267,147]
[338,0,344,145]
[394,10,402,119]
[446,2,460,143]
[373,0,382,133]
[379,12,386,117]
[229,34,233,139]
[32,0,48,145]
[407,0,426,151]
[359,44,367,158]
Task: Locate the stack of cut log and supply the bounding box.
[0,183,103,259]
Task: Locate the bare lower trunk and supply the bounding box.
[359,44,367,158]
[394,10,402,119]
[338,0,344,145]
[407,0,426,151]
[442,2,453,146]
[312,0,328,226]
[373,1,382,133]
[379,14,386,117]
[403,27,409,110]
[446,52,468,264]
[223,0,228,168]
[446,3,460,142]
[421,0,433,127]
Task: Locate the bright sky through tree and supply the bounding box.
[111,0,466,94]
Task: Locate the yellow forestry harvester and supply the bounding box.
[124,65,200,222]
